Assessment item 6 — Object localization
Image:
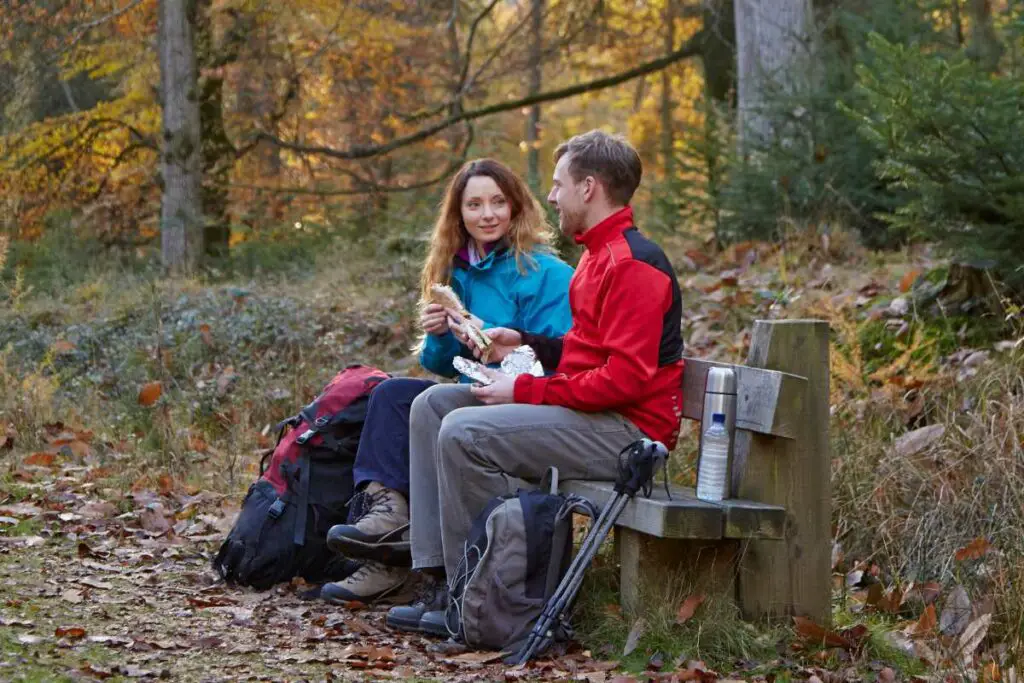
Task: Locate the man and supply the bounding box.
[387,130,685,635]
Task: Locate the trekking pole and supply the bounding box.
[514,439,669,665]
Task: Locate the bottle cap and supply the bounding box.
[712,413,725,424]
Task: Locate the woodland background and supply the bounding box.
[0,0,1023,681]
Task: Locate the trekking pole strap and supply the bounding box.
[614,439,669,497]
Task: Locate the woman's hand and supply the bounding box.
[420,303,450,336]
[445,308,484,346]
[468,327,522,363]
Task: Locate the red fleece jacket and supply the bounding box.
[513,207,685,448]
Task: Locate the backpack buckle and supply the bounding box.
[314,416,329,428]
[268,498,286,519]
[295,429,316,445]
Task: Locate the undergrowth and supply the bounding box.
[574,552,780,674]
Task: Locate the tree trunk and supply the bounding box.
[159,0,203,273]
[196,0,246,258]
[660,0,675,180]
[951,0,965,46]
[702,0,736,105]
[965,0,1004,72]
[3,47,42,131]
[526,0,543,194]
[733,0,813,154]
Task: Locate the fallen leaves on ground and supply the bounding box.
[675,593,705,624]
[137,381,163,406]
[793,616,868,651]
[0,459,649,681]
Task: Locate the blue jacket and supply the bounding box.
[420,247,574,379]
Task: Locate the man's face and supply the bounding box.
[547,154,587,238]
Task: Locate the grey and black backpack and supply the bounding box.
[445,469,597,653]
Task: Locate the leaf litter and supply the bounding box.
[0,458,645,681]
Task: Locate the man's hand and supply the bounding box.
[468,326,522,363]
[420,303,450,336]
[470,368,516,404]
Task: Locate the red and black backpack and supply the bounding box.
[214,364,388,589]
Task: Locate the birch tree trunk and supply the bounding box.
[526,0,543,194]
[733,0,813,154]
[660,0,676,180]
[159,0,203,273]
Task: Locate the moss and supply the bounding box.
[856,318,901,374]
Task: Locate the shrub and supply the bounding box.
[847,34,1024,292]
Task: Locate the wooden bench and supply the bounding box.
[563,319,832,624]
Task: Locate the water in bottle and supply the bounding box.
[696,412,730,502]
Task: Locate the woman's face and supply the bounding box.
[461,175,513,246]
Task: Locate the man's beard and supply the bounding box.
[558,207,586,238]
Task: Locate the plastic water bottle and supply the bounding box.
[696,413,730,502]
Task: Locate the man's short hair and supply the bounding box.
[554,130,643,206]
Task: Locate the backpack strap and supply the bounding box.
[293,451,312,546]
[544,494,598,598]
[293,408,359,455]
[259,415,302,476]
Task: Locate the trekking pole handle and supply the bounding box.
[614,438,669,497]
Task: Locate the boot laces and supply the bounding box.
[346,562,375,582]
[411,575,442,608]
[363,488,396,519]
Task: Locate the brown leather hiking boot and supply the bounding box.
[321,560,410,604]
[327,482,411,565]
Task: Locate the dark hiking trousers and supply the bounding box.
[352,377,436,500]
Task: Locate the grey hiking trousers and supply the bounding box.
[407,383,645,576]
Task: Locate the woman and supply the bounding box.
[321,159,574,604]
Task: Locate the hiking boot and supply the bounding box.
[321,560,409,605]
[385,573,448,633]
[327,482,411,566]
[418,609,451,638]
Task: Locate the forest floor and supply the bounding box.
[1,228,1021,681]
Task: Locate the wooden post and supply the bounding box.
[735,319,831,624]
[616,528,738,616]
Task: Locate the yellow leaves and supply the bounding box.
[0,86,159,235]
[866,327,937,387]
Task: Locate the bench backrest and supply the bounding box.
[679,357,807,439]
[678,319,832,624]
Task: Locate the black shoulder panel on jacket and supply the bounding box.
[622,228,684,366]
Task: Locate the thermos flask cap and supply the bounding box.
[705,367,737,395]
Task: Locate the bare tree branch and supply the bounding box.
[257,32,704,161]
[65,0,149,52]
[59,80,80,112]
[232,123,475,196]
[457,0,502,94]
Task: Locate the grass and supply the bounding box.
[0,232,421,496]
[829,331,1024,666]
[0,630,77,683]
[574,550,781,674]
[0,518,44,537]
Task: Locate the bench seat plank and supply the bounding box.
[562,480,786,540]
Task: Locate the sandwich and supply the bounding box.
[429,284,494,362]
